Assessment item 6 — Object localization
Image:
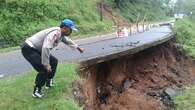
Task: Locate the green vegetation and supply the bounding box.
[173,18,195,110]
[174,86,195,110]
[173,18,195,58]
[0,63,83,110]
[175,0,195,14]
[105,0,173,22]
[0,46,20,53]
[0,0,176,48]
[173,0,195,108]
[0,0,113,47]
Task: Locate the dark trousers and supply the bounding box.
[21,42,58,88]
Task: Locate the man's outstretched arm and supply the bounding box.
[62,36,85,53]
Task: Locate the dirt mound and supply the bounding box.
[73,39,195,110]
[97,2,130,26]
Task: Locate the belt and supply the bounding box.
[25,39,35,48]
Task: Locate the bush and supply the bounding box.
[0,0,113,47]
[173,18,195,57]
[105,0,170,22]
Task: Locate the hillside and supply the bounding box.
[0,0,113,47]
[0,0,172,47]
[105,0,172,22]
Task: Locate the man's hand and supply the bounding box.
[77,47,85,53]
[44,65,52,73]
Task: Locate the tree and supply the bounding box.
[175,0,195,14]
[114,0,121,8]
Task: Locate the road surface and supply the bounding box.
[0,26,173,78]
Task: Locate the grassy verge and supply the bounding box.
[173,17,195,110]
[0,46,20,53]
[173,18,195,58]
[0,63,82,110]
[174,86,195,110]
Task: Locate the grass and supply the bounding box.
[104,0,171,22]
[0,0,172,48]
[174,86,195,110]
[173,17,195,58]
[0,63,83,110]
[0,0,173,48]
[173,17,195,110]
[0,46,20,53]
[0,0,113,47]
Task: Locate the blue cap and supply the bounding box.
[60,19,78,31]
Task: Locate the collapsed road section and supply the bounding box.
[0,25,173,76]
[55,26,174,65]
[70,26,195,110]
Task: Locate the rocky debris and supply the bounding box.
[164,87,179,98]
[72,80,86,106]
[123,79,135,91]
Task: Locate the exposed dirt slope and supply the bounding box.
[73,39,195,110]
[97,2,130,26]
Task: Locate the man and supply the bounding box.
[21,19,84,98]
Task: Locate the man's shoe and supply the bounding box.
[32,87,44,98]
[45,79,54,89]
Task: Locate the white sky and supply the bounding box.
[171,0,177,3]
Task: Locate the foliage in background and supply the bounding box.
[173,3,195,108]
[0,0,113,47]
[174,0,195,14]
[173,17,195,110]
[0,0,175,47]
[173,17,195,58]
[105,0,173,22]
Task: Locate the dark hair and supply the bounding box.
[60,23,66,28]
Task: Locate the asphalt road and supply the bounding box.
[0,26,172,78]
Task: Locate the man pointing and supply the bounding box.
[21,19,84,98]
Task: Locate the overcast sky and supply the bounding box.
[172,0,177,3]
